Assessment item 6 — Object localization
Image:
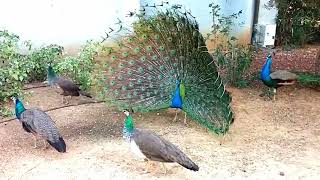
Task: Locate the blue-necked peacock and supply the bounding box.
[47,65,92,104]
[97,3,233,135]
[13,97,66,153]
[261,54,298,100]
[122,109,199,173]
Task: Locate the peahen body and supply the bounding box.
[98,4,233,135]
[122,109,199,173]
[261,54,298,100]
[14,98,66,152]
[47,65,92,104]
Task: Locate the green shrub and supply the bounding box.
[207,3,254,88]
[297,72,320,87]
[53,40,101,90]
[0,30,101,114]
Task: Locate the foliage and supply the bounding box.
[266,0,320,46]
[207,3,254,88]
[297,72,320,87]
[53,41,101,90]
[0,106,14,118]
[0,30,101,114]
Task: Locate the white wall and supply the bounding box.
[0,0,260,50]
[256,0,278,25]
[142,0,255,41]
[0,0,140,48]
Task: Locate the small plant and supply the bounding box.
[207,3,254,88]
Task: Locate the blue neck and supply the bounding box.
[15,99,26,119]
[261,56,272,81]
[171,80,183,109]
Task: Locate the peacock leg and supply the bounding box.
[33,135,38,148]
[183,111,188,126]
[43,139,48,149]
[273,88,277,101]
[161,163,167,174]
[219,134,226,145]
[143,160,151,173]
[173,111,178,122]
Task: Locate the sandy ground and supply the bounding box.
[0,85,320,180]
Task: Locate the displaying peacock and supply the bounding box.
[47,65,92,104]
[97,3,233,135]
[13,97,66,152]
[261,54,298,100]
[122,109,199,173]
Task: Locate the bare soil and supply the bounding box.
[0,85,320,180]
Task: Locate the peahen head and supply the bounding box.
[122,109,135,138]
[47,65,57,85]
[261,54,273,81]
[123,109,135,129]
[12,97,26,120]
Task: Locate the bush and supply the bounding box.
[53,41,101,90]
[0,30,101,115]
[0,30,63,102]
[207,3,254,88]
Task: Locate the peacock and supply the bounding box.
[13,97,66,152]
[122,109,199,173]
[97,3,233,135]
[47,65,92,104]
[261,54,298,100]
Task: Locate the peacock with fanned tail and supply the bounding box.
[97,3,233,135]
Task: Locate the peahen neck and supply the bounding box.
[15,99,26,119]
[123,115,135,140]
[47,66,58,85]
[171,80,183,109]
[261,56,272,82]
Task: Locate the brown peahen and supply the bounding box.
[261,54,298,100]
[97,3,233,135]
[47,65,92,104]
[13,98,66,153]
[122,109,199,173]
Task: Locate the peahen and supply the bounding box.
[98,3,233,135]
[261,54,298,100]
[13,98,66,153]
[47,65,92,104]
[122,109,199,173]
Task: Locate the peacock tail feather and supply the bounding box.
[97,3,233,134]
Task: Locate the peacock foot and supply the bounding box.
[33,135,38,149]
[142,160,151,174]
[43,140,49,150]
[161,163,167,174]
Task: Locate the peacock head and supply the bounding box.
[122,108,135,133]
[12,97,26,120]
[176,80,180,85]
[122,108,134,117]
[47,65,57,85]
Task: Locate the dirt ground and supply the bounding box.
[0,85,319,180]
